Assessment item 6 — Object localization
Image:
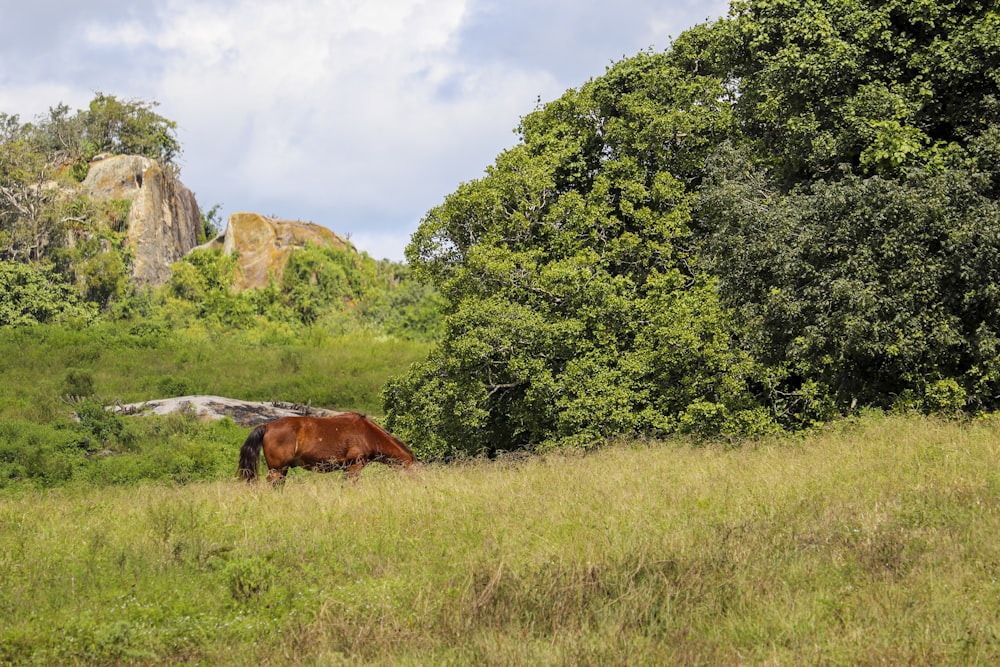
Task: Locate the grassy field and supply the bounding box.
[0,324,431,422]
[1,413,998,665]
[0,323,433,489]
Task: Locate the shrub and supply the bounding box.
[0,261,95,326]
[0,420,85,488]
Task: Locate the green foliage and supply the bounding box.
[924,378,967,415]
[730,0,1000,180]
[74,398,130,447]
[360,262,446,341]
[169,247,241,298]
[0,406,257,490]
[0,420,84,487]
[700,140,1000,422]
[157,241,444,342]
[0,116,63,262]
[0,260,95,326]
[32,194,136,311]
[165,248,256,328]
[279,243,378,323]
[74,416,245,486]
[387,48,764,458]
[55,92,182,167]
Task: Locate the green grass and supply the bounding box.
[0,322,432,489]
[2,413,999,665]
[0,323,431,422]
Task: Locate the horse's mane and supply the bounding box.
[353,412,416,461]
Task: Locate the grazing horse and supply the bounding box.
[237,412,415,485]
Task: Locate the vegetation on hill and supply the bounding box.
[0,93,443,342]
[0,96,440,492]
[385,0,1000,457]
[0,94,178,265]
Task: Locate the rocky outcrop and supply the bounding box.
[196,213,351,290]
[82,155,201,286]
[78,157,352,290]
[111,395,341,427]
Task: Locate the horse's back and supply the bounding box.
[261,412,413,471]
[278,414,368,461]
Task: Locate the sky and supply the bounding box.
[0,0,730,262]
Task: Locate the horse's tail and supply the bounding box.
[238,425,266,482]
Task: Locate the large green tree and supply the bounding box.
[386,0,1000,456]
[702,0,1000,421]
[731,0,1000,180]
[384,47,771,458]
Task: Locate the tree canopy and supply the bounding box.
[384,0,1000,457]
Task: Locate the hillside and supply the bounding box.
[0,322,432,488]
[0,93,442,344]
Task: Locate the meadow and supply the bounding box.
[0,323,431,488]
[2,413,999,665]
[0,323,430,422]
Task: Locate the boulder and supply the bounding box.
[195,212,351,290]
[82,155,201,286]
[111,395,341,427]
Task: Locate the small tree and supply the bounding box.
[81,93,181,165]
[0,114,62,261]
[0,261,95,326]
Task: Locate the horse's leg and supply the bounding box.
[266,467,288,487]
[346,460,367,483]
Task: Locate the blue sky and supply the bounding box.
[0,0,729,261]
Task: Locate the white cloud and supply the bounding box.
[350,226,419,263]
[1,0,731,261]
[83,19,154,49]
[137,0,553,249]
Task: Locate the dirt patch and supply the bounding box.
[111,395,341,427]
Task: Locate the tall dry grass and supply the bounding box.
[1,413,999,665]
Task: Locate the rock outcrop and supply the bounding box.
[111,395,341,427]
[195,212,351,290]
[82,155,201,286]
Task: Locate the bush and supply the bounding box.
[0,420,85,488]
[0,261,95,326]
[924,379,967,415]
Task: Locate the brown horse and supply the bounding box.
[237,412,415,485]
